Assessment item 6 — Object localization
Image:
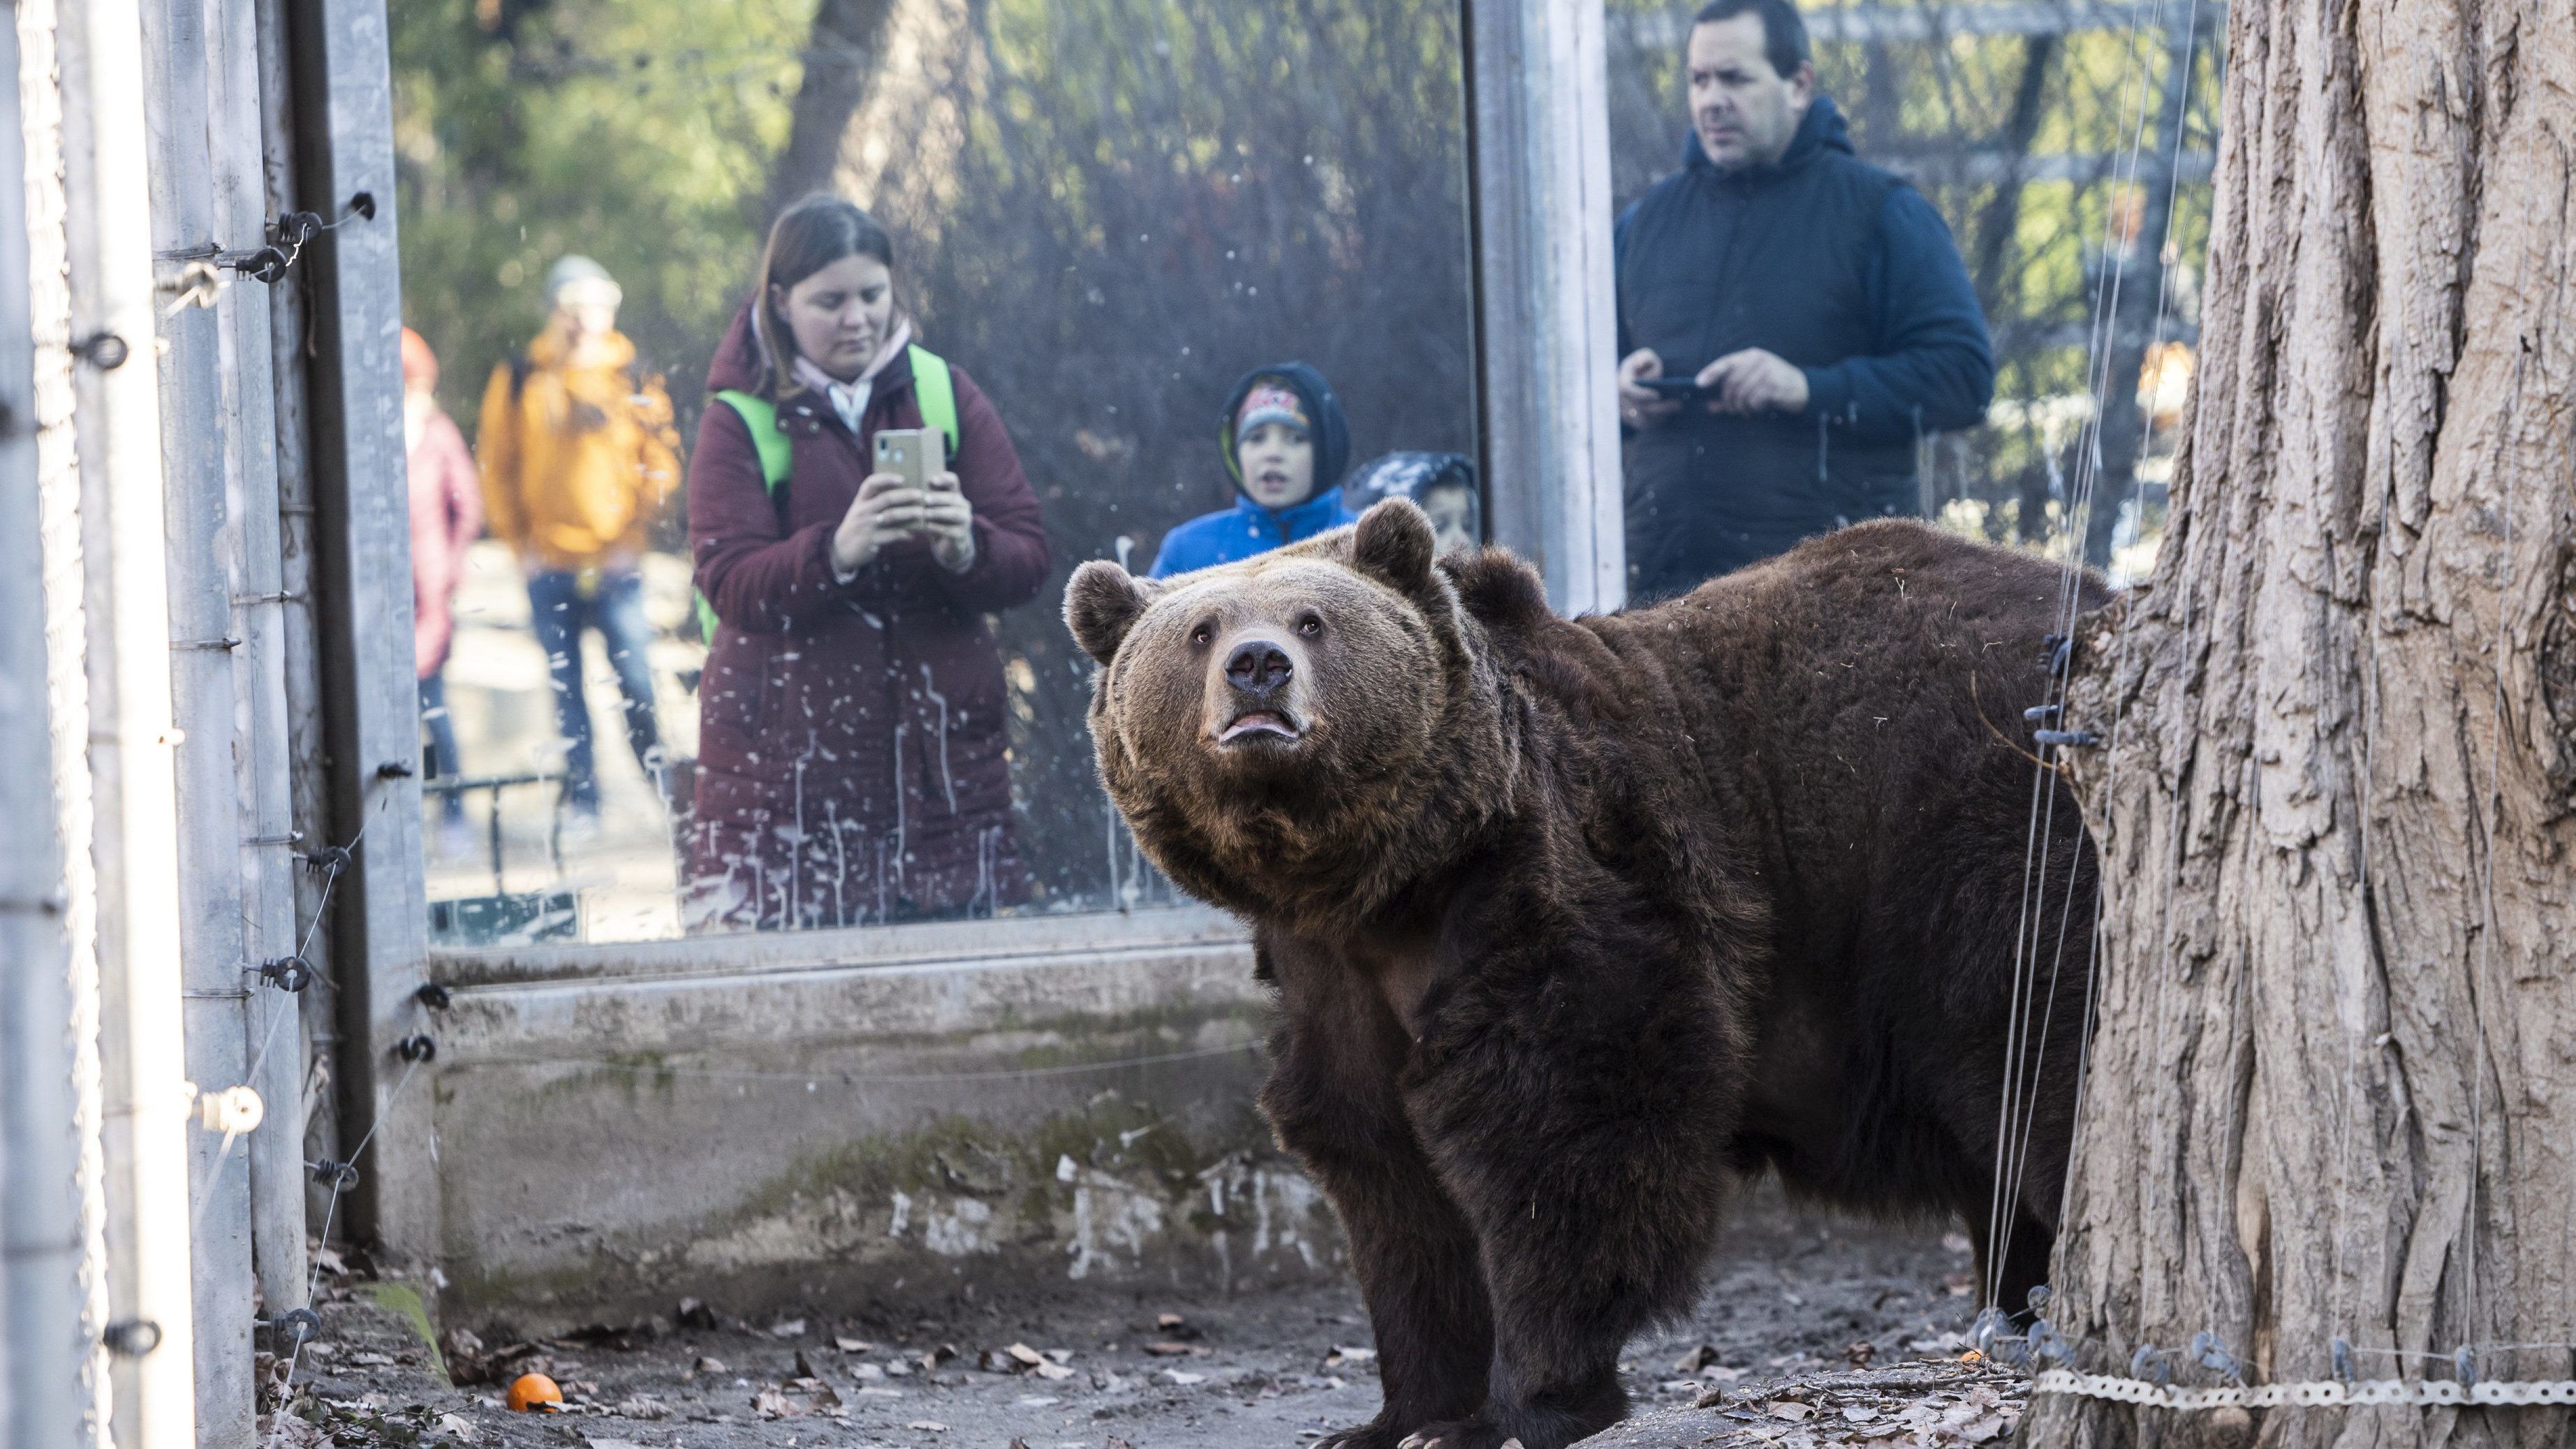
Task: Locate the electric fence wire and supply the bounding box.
[1980,0,2195,1311]
[263,1052,426,1449]
[187,792,387,1240]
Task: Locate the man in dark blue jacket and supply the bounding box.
[1615,0,1994,601]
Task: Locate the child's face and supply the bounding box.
[1420,483,1477,555]
[1237,422,1316,508]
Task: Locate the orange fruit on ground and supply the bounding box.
[506,1373,563,1411]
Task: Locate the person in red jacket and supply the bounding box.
[686,196,1051,931]
[405,327,485,849]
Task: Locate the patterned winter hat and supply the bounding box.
[1235,379,1311,439]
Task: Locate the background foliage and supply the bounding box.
[392,0,2216,915]
[391,0,814,433]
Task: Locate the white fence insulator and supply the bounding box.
[188,1084,264,1135]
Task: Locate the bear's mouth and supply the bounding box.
[1217,709,1302,744]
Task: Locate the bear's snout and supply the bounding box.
[1224,638,1295,696]
[1206,627,1313,747]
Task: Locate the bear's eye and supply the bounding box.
[1296,614,1323,638]
[1190,624,1213,648]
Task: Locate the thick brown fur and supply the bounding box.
[1065,503,2102,1449]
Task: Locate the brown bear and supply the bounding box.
[1064,501,2099,1449]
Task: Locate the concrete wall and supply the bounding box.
[425,907,1344,1332]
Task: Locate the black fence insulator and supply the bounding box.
[225,245,293,284]
[253,955,314,993]
[270,210,325,249]
[2033,728,2102,749]
[2130,1344,2171,1385]
[304,845,352,877]
[376,759,415,779]
[2024,704,2061,724]
[414,982,453,1010]
[264,1308,321,1347]
[104,1320,165,1357]
[308,1159,361,1191]
[73,332,131,370]
[395,1034,438,1064]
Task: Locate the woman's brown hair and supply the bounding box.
[751,193,898,397]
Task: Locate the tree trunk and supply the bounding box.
[764,0,983,239]
[766,0,899,217]
[2029,0,2576,1441]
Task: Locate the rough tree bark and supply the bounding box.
[2029,0,2576,1442]
[766,0,899,216]
[765,0,982,236]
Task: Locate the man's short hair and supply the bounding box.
[1691,0,1811,80]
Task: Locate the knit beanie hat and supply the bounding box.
[1235,378,1312,439]
[545,253,621,304]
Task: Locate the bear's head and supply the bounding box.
[1065,500,1522,929]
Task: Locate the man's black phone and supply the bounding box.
[1637,376,1711,402]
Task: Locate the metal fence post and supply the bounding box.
[57,0,200,1439]
[0,9,87,1443]
[281,0,436,1270]
[1464,0,1626,615]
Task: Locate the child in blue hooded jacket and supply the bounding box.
[1147,362,1353,578]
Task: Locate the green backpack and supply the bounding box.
[693,344,959,640]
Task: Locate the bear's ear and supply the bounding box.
[1064,560,1160,665]
[1350,497,1437,598]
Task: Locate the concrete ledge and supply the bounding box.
[422,907,1345,1331]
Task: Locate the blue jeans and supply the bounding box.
[526,567,661,811]
[419,672,464,824]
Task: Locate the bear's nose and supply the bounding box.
[1224,639,1294,696]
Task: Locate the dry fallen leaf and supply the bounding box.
[905,1420,948,1433]
[748,1388,799,1420]
[833,1336,872,1353]
[1142,1341,1196,1357]
[1032,1362,1076,1381]
[260,1413,332,1449]
[1765,1399,1814,1421]
[691,1356,726,1376]
[608,1396,668,1420]
[1005,1342,1045,1367]
[1161,1369,1207,1385]
[767,1318,807,1339]
[435,1413,476,1443]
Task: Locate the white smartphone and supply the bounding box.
[874,427,946,488]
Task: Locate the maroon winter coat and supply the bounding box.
[686,307,1050,929]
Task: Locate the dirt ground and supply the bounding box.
[268,1183,2028,1449]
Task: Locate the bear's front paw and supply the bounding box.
[1396,1417,1524,1449]
[1315,1419,1411,1449]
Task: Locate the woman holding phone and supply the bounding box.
[687,194,1050,930]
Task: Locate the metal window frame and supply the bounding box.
[310,0,1630,1270]
[1465,0,1626,615]
[279,0,439,1263]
